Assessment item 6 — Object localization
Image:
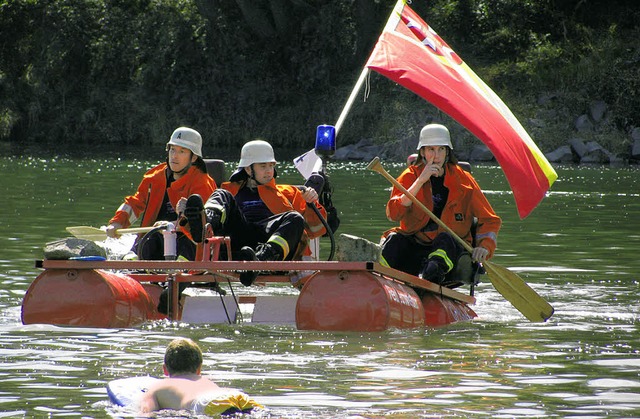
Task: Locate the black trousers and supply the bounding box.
[135,231,196,261]
[380,231,465,277]
[205,189,304,260]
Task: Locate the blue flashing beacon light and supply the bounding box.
[315,124,336,158]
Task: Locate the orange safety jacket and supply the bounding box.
[109,163,217,230]
[384,162,501,257]
[222,178,328,239]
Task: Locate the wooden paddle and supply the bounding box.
[366,157,554,322]
[66,226,156,241]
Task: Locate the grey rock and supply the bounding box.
[334,141,384,161]
[590,100,607,122]
[606,150,625,166]
[333,144,355,160]
[546,145,574,163]
[44,238,107,260]
[585,141,605,153]
[335,234,381,262]
[354,138,375,148]
[352,147,379,161]
[580,141,608,164]
[469,144,494,162]
[568,138,588,158]
[632,138,640,159]
[575,114,594,132]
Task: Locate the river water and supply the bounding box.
[0,156,638,418]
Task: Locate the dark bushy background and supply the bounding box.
[1,0,638,157]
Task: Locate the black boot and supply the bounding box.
[204,207,223,233]
[238,246,258,286]
[255,242,283,261]
[419,257,447,284]
[183,194,205,243]
[238,243,283,286]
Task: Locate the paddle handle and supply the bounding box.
[115,227,156,235]
[366,157,474,253]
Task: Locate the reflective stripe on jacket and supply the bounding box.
[221,179,327,239]
[109,163,217,228]
[384,162,501,257]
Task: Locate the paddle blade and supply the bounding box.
[66,226,108,241]
[484,261,554,322]
[67,225,157,241]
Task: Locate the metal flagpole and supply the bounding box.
[334,0,405,134]
[334,67,370,135]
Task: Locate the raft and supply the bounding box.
[22,259,476,330]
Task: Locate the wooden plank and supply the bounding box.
[370,263,476,305]
[36,259,474,304]
[38,259,371,272]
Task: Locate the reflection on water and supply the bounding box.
[0,157,639,417]
[2,310,639,418]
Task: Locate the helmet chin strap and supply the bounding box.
[247,165,261,187]
[172,161,192,177]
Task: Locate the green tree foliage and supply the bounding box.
[0,0,638,155]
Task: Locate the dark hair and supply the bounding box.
[448,149,459,165]
[193,156,207,173]
[229,167,249,183]
[413,147,458,165]
[164,338,203,375]
[164,155,208,174]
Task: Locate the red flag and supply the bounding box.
[365,0,557,219]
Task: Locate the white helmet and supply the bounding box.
[238,140,276,167]
[417,124,453,150]
[166,127,203,157]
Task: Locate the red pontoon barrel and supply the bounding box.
[296,270,476,331]
[296,270,426,331]
[421,293,477,327]
[22,269,162,328]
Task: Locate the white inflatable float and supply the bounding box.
[106,376,262,415]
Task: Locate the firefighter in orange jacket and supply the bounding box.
[184,139,327,286]
[106,127,217,260]
[380,124,501,287]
